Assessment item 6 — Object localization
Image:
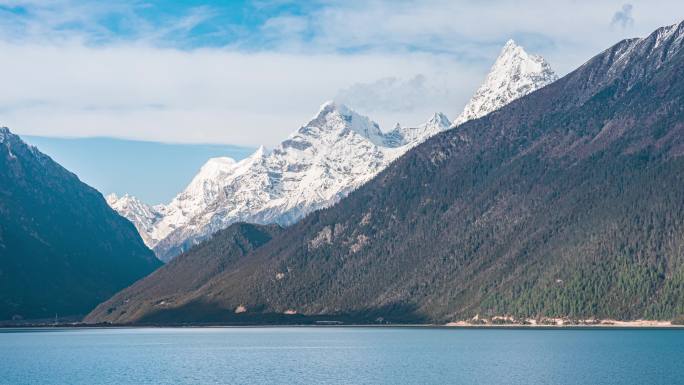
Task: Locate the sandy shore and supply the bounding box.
[445,318,679,328]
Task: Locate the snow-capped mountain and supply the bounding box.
[386,112,452,146]
[453,39,558,126]
[110,102,452,261]
[110,40,558,262]
[106,193,165,247]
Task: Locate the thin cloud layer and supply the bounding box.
[0,43,479,146]
[334,74,477,130]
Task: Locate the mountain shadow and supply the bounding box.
[0,128,161,321]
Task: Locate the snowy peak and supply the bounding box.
[107,193,164,247]
[106,193,157,216]
[495,40,555,83]
[500,39,525,58]
[301,101,386,146]
[1,126,48,162]
[110,101,455,261]
[294,101,448,149]
[424,112,452,131]
[652,20,684,49]
[602,20,684,83]
[106,39,558,262]
[0,127,10,143]
[0,127,20,159]
[453,39,558,126]
[199,157,237,174]
[183,156,237,198]
[0,126,21,147]
[389,112,452,146]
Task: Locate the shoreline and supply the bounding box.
[2,321,683,330]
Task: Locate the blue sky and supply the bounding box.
[0,0,316,48]
[24,135,254,204]
[1,0,683,202]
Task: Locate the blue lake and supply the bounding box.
[1,327,682,384]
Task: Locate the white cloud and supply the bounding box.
[336,75,433,113]
[0,0,683,146]
[260,0,684,73]
[0,42,481,146]
[334,74,479,129]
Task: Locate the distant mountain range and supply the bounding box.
[108,106,452,261]
[88,20,684,325]
[110,40,557,262]
[0,128,161,321]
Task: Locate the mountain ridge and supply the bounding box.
[0,127,161,321]
[84,223,282,324]
[112,101,453,261]
[111,40,557,262]
[87,20,684,325]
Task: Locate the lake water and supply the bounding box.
[1,327,682,384]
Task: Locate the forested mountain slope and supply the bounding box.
[85,223,282,323]
[0,128,161,321]
[90,21,684,325]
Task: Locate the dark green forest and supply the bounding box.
[0,128,160,321]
